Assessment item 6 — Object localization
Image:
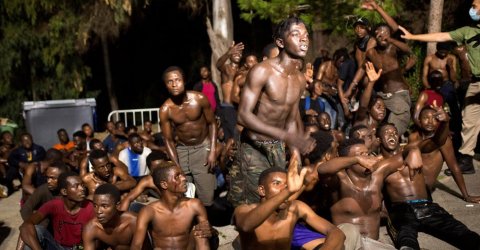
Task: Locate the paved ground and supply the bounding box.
[1,160,479,249]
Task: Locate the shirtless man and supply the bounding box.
[130,164,211,250]
[409,107,480,203]
[82,184,141,250]
[231,54,258,105]
[234,152,345,250]
[160,66,217,207]
[216,42,244,140]
[231,17,315,206]
[82,149,136,200]
[379,122,480,249]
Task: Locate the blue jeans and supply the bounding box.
[24,225,72,250]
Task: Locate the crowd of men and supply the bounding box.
[1,0,480,249]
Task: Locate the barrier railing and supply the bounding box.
[107,108,160,132]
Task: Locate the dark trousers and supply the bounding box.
[218,104,237,141]
[387,201,480,250]
[3,166,21,195]
[439,81,462,152]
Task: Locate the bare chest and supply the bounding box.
[169,104,203,126]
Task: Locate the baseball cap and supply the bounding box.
[354,17,370,27]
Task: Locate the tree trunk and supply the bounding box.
[101,35,119,111]
[427,0,444,55]
[206,0,233,102]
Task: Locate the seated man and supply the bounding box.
[82,149,136,200]
[82,183,145,250]
[234,152,345,250]
[20,172,94,250]
[53,129,75,152]
[130,163,212,249]
[118,133,152,182]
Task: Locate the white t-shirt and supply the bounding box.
[118,146,152,177]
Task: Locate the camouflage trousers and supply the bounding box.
[227,139,286,207]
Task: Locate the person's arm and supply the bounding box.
[21,163,37,196]
[235,153,307,232]
[356,62,382,123]
[315,62,327,80]
[79,155,89,177]
[82,221,98,250]
[118,176,155,211]
[159,105,179,166]
[113,166,137,191]
[297,201,345,250]
[362,0,399,32]
[199,93,217,171]
[399,26,453,42]
[422,56,432,88]
[317,155,378,175]
[130,205,154,250]
[413,92,429,127]
[447,54,459,88]
[192,199,211,250]
[20,210,47,250]
[20,185,48,221]
[231,74,243,104]
[216,42,244,71]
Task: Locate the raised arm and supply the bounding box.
[216,42,244,70]
[362,0,399,32]
[118,176,156,211]
[356,62,382,122]
[159,105,179,166]
[413,92,429,127]
[399,26,452,42]
[318,155,378,175]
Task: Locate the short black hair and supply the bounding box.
[152,161,178,189]
[374,23,392,33]
[273,17,305,41]
[57,128,67,134]
[419,106,436,118]
[72,131,87,139]
[45,148,64,162]
[307,130,334,163]
[94,183,121,203]
[349,125,369,139]
[376,122,397,138]
[262,43,277,57]
[146,151,168,167]
[48,161,70,175]
[428,70,444,89]
[58,172,79,191]
[162,66,185,83]
[19,132,32,139]
[89,149,108,163]
[125,125,137,133]
[367,96,383,110]
[258,167,287,186]
[128,132,141,142]
[89,138,103,150]
[338,138,365,157]
[333,48,350,62]
[82,123,92,128]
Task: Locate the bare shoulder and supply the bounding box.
[246,60,273,81]
[160,99,173,113]
[82,172,94,182]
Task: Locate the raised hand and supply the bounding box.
[398,26,413,40]
[431,100,449,122]
[361,0,378,10]
[356,155,380,172]
[304,62,314,84]
[287,151,308,194]
[365,61,383,83]
[229,41,244,55]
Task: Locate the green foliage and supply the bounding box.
[405,45,425,101]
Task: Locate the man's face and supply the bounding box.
[83,125,93,138]
[281,23,309,59]
[165,70,185,97]
[93,194,118,225]
[1,132,13,145]
[370,98,386,121]
[230,52,242,64]
[64,176,86,202]
[58,131,69,144]
[318,113,331,131]
[354,24,369,39]
[200,67,210,79]
[375,26,391,47]
[46,167,61,191]
[20,135,33,149]
[115,122,126,132]
[420,109,439,133]
[259,172,289,209]
[312,81,323,96]
[129,137,143,154]
[165,166,188,193]
[144,122,153,133]
[244,55,258,69]
[92,157,113,180]
[380,125,399,151]
[73,136,86,150]
[106,122,115,133]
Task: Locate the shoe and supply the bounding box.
[445,154,476,176]
[444,168,476,176]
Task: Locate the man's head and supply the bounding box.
[307,130,335,163]
[339,138,370,175]
[0,131,13,145]
[353,17,371,39]
[435,42,452,59]
[93,183,121,225]
[58,172,85,202]
[368,97,386,121]
[152,162,187,193]
[19,133,33,150]
[470,0,480,21]
[349,125,375,152]
[128,133,143,154]
[200,66,211,80]
[163,66,186,97]
[243,54,258,69]
[377,123,399,151]
[82,123,94,138]
[72,131,87,150]
[333,48,350,68]
[317,112,331,131]
[146,151,168,172]
[89,139,105,151]
[310,80,323,96]
[45,148,63,163]
[230,49,243,64]
[258,167,288,207]
[427,70,444,90]
[143,120,153,133]
[105,121,115,134]
[90,149,113,180]
[115,121,126,133]
[374,24,392,47]
[46,161,69,192]
[273,17,309,59]
[419,107,440,133]
[262,43,280,60]
[57,129,70,144]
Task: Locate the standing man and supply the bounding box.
[216,42,244,140]
[159,66,217,207]
[230,17,315,206]
[399,2,480,172]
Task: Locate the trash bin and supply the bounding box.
[23,99,96,149]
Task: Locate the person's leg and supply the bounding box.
[227,142,245,207]
[241,143,271,204]
[24,225,66,250]
[381,91,411,137]
[386,203,421,250]
[459,82,480,168]
[439,81,463,152]
[189,142,216,206]
[336,223,363,250]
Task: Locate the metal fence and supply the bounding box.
[107,108,160,132]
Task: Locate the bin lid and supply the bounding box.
[23,98,96,111]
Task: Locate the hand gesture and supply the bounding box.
[304,63,314,84]
[284,132,316,155]
[431,100,449,122]
[404,147,423,181]
[361,0,378,10]
[365,61,383,83]
[398,26,414,40]
[229,41,244,55]
[193,221,214,238]
[356,155,379,172]
[287,151,308,194]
